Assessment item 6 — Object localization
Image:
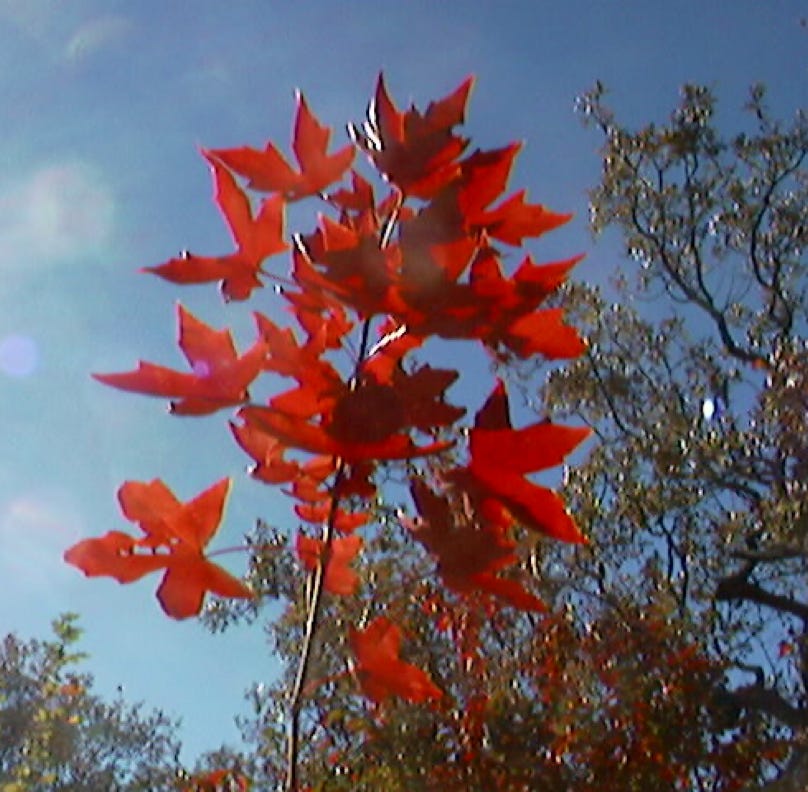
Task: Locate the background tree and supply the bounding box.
[203,84,806,790]
[0,614,183,791]
[543,81,806,790]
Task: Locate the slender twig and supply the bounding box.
[284,198,399,789]
[285,458,345,792]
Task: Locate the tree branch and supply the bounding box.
[730,545,808,564]
[716,568,808,623]
[722,681,808,729]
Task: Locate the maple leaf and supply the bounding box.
[144,151,287,300]
[405,479,544,612]
[212,93,354,200]
[183,769,250,792]
[238,403,452,464]
[467,248,585,358]
[229,420,301,484]
[472,188,572,246]
[295,502,370,533]
[64,479,253,619]
[298,214,401,317]
[351,73,473,198]
[329,169,379,213]
[500,307,585,359]
[287,471,370,532]
[284,288,354,350]
[388,243,584,359]
[94,305,266,415]
[350,616,443,704]
[235,351,460,466]
[296,534,363,595]
[456,381,590,543]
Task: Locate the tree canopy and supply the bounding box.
[0,614,182,791]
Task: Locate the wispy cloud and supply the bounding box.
[0,492,84,591]
[64,14,133,64]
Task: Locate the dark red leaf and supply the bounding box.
[351,74,473,198]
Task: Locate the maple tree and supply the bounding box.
[65,74,591,789]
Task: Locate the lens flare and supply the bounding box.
[0,334,37,377]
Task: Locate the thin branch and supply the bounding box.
[285,458,345,792]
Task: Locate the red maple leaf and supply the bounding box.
[235,345,460,465]
[454,380,590,543]
[404,479,544,612]
[238,403,452,464]
[144,151,287,300]
[212,93,354,200]
[297,214,400,318]
[351,74,473,198]
[388,243,584,360]
[183,769,250,792]
[399,143,571,249]
[296,534,363,595]
[350,616,443,704]
[229,420,301,485]
[94,305,266,415]
[64,479,253,619]
[291,478,370,532]
[329,169,377,212]
[457,145,572,245]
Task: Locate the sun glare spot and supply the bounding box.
[0,334,38,377]
[0,162,115,279]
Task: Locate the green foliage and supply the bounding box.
[0,614,182,791]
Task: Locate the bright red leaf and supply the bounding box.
[94,305,266,415]
[229,420,301,485]
[296,534,363,595]
[388,243,584,359]
[64,479,253,619]
[144,151,287,300]
[454,381,590,543]
[213,93,354,200]
[350,616,443,704]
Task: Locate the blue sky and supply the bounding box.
[0,0,804,766]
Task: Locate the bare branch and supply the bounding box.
[716,571,808,623]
